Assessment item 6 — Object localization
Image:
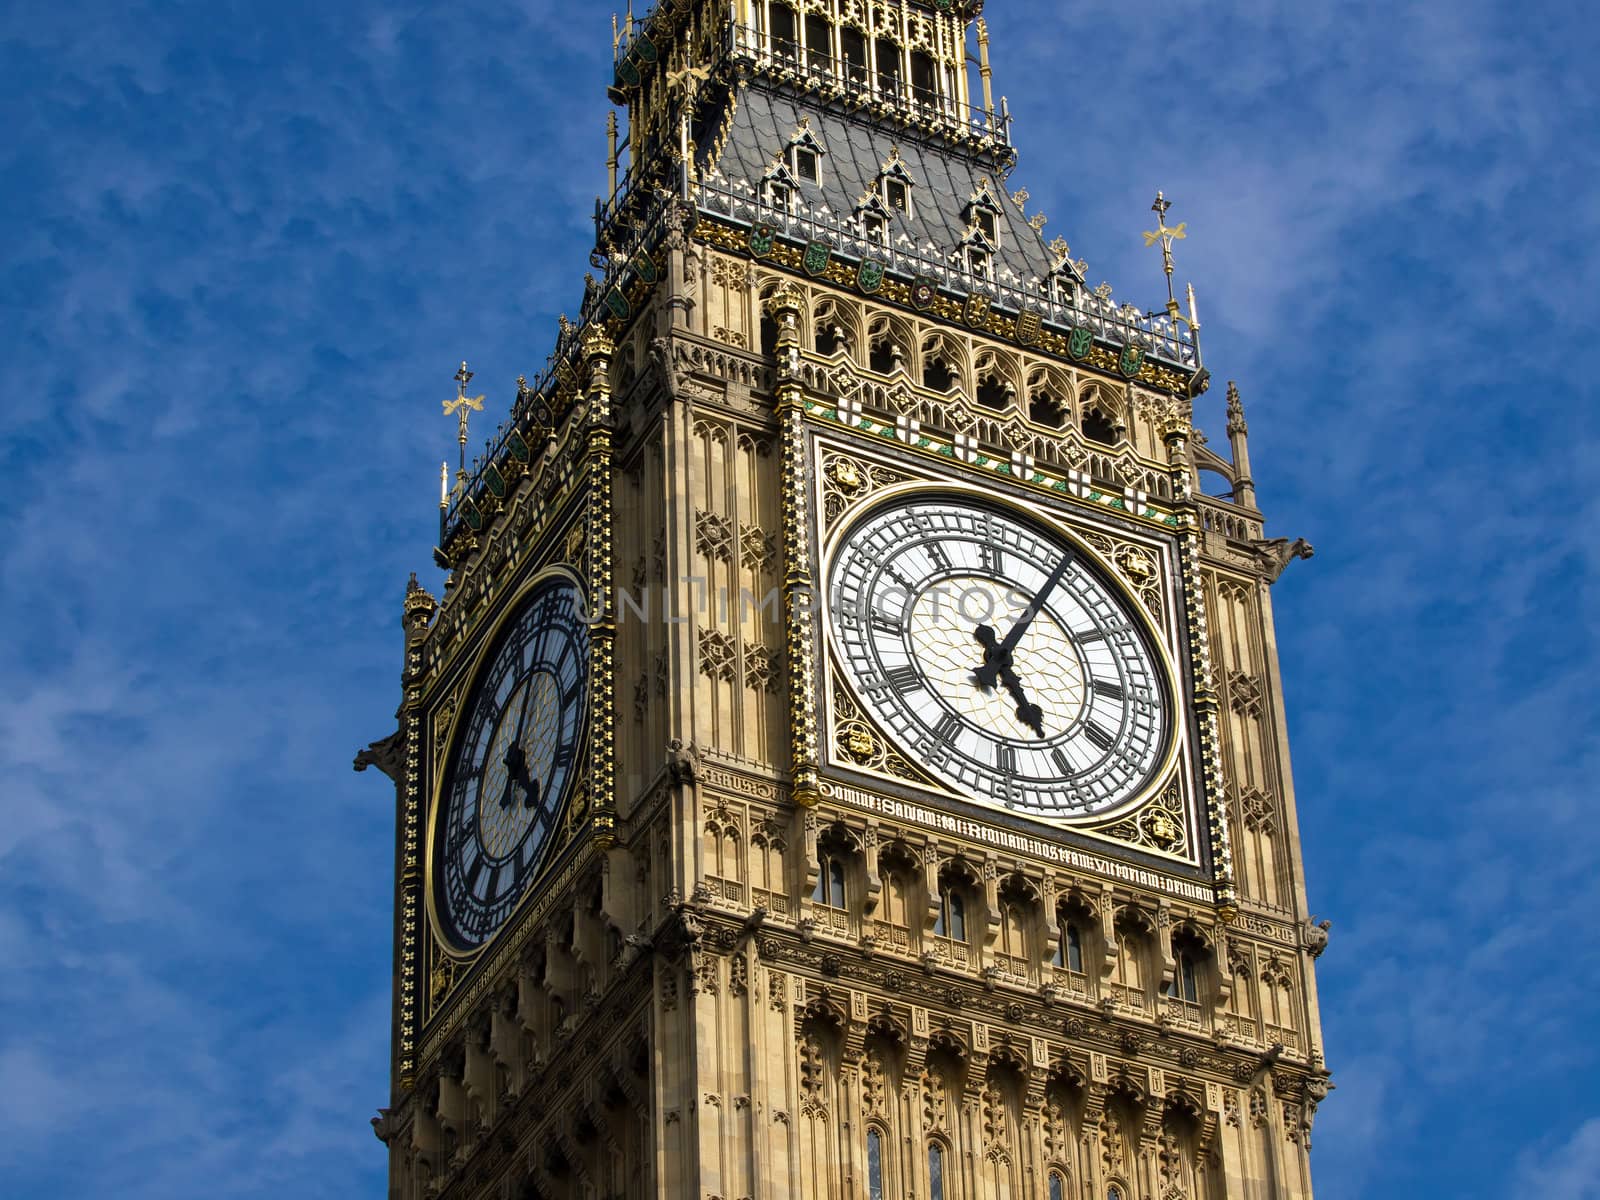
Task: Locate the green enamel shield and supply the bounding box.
[1118,343,1145,378]
[1067,326,1093,360]
[803,240,832,277]
[857,258,885,293]
[507,430,531,463]
[605,288,631,321]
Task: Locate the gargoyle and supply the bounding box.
[354,729,405,784]
[1252,536,1315,583]
[1303,917,1332,959]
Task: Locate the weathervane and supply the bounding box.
[442,361,486,497]
[1143,191,1205,367]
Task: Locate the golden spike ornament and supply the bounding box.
[1143,192,1205,367]
[442,361,486,489]
[1143,190,1188,312]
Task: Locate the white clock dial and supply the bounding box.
[826,494,1172,817]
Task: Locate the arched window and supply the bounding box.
[1176,949,1200,1004]
[768,2,798,61]
[804,13,830,74]
[840,26,868,86]
[1066,922,1084,973]
[934,887,966,941]
[928,1143,946,1200]
[813,848,846,908]
[1049,1172,1067,1200]
[1108,1187,1125,1200]
[1082,405,1118,446]
[875,37,901,97]
[866,1128,885,1200]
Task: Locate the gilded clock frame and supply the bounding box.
[810,434,1206,868]
[423,562,592,962]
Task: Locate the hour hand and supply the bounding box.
[972,624,1009,691]
[997,664,1045,739]
[501,743,533,809]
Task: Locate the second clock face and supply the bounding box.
[826,493,1172,818]
[434,574,588,951]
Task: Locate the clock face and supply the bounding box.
[826,494,1172,818]
[433,574,588,950]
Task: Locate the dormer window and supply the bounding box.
[976,209,998,242]
[784,122,825,187]
[794,145,819,183]
[885,178,909,214]
[968,247,992,280]
[862,211,888,246]
[768,181,793,212]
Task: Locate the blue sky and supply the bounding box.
[1,0,1595,1196]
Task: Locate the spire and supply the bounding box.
[1225,382,1256,507]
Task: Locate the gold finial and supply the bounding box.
[1142,190,1188,316]
[442,361,486,489]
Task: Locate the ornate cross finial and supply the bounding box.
[1142,190,1188,313]
[442,360,486,483]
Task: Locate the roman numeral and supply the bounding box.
[870,611,903,635]
[464,857,484,896]
[885,664,924,693]
[1052,748,1076,778]
[554,743,576,769]
[925,540,953,571]
[1082,722,1116,753]
[1092,679,1125,702]
[485,864,502,903]
[1074,628,1106,645]
[997,743,1017,776]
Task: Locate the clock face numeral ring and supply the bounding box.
[825,491,1174,820]
[431,572,589,951]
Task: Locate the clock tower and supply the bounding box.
[360,2,1331,1198]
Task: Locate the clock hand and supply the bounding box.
[973,550,1075,690]
[996,663,1046,738]
[497,748,521,811]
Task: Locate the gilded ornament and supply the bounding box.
[826,456,863,492]
[844,725,876,760]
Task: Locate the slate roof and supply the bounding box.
[699,84,1070,298]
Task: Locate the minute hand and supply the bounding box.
[974,550,1075,690]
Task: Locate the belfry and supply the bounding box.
[359,2,1331,1196]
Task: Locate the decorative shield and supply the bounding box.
[605,288,631,321]
[963,292,991,328]
[507,430,532,463]
[911,276,938,310]
[803,240,832,277]
[555,361,578,392]
[857,258,885,293]
[484,463,507,499]
[461,496,484,532]
[748,222,777,257]
[1118,343,1145,378]
[1015,309,1042,346]
[633,253,659,285]
[615,58,641,89]
[1067,326,1094,360]
[633,34,658,62]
